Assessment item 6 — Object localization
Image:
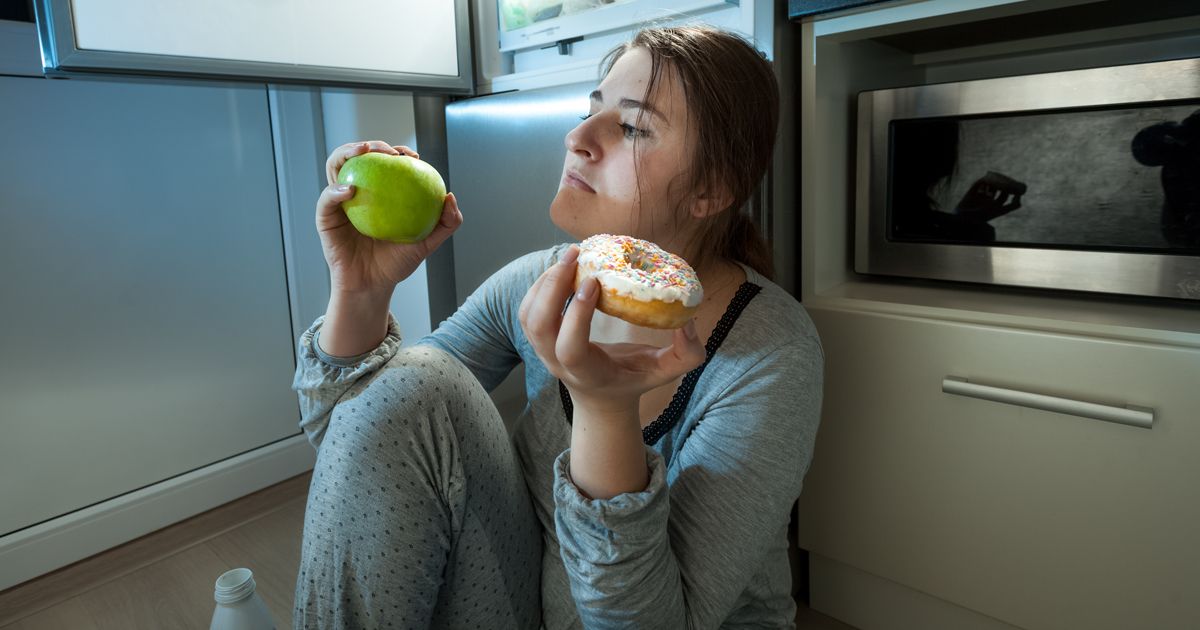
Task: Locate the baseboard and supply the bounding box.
[0,435,316,592]
[808,553,1023,630]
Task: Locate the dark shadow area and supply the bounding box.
[0,0,33,22]
[889,119,1025,243]
[1132,109,1200,249]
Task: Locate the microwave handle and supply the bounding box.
[942,376,1154,429]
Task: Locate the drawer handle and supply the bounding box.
[942,377,1154,429]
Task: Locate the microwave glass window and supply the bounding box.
[887,102,1200,254]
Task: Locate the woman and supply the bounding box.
[293,25,823,629]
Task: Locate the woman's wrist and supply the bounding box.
[318,288,394,358]
[568,396,647,500]
[569,391,640,421]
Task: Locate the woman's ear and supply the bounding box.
[689,188,733,218]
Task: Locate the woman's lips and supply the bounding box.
[564,171,595,193]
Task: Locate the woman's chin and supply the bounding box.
[549,195,585,240]
[549,191,639,241]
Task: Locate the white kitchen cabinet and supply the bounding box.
[799,307,1200,629]
[792,1,1200,628]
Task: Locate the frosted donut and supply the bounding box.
[574,234,703,329]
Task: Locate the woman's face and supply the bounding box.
[549,47,697,252]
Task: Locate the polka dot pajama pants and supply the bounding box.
[293,346,543,629]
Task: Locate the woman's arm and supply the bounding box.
[318,287,393,358]
[566,403,647,500]
[292,311,406,448]
[518,245,706,499]
[553,339,824,628]
[293,138,464,446]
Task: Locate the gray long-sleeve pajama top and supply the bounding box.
[294,244,824,628]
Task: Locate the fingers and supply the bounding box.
[326,140,400,185]
[392,145,420,160]
[418,193,464,255]
[520,245,703,394]
[655,320,707,377]
[606,322,705,382]
[440,192,463,229]
[315,182,356,231]
[556,276,599,368]
[519,246,580,370]
[968,181,991,199]
[517,270,548,330]
[557,273,701,388]
[520,246,578,332]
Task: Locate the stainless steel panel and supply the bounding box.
[0,20,42,77]
[267,84,332,346]
[445,84,589,304]
[415,94,459,328]
[444,84,590,426]
[856,57,1200,300]
[0,74,299,536]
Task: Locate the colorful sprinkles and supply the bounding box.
[578,234,703,305]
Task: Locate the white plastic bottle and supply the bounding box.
[209,568,278,630]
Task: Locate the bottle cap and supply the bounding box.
[213,568,257,604]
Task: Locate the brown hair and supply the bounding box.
[602,25,779,279]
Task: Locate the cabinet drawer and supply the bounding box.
[797,308,1200,630]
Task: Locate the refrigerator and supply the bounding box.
[440,82,591,425]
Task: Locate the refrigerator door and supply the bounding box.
[0,73,298,537]
[445,82,592,303]
[445,82,593,424]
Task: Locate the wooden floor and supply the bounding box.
[0,472,855,629]
[0,473,311,630]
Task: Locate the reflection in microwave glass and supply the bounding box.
[889,103,1200,253]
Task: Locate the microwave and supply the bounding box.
[855,57,1200,301]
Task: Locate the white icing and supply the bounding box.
[577,246,703,308]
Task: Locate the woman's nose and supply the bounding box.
[565,117,601,161]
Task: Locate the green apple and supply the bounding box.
[337,152,447,243]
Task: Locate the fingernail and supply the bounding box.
[334,184,350,192]
[684,320,698,340]
[576,278,596,301]
[560,246,579,266]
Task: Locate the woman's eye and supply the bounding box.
[578,113,647,139]
[619,123,649,139]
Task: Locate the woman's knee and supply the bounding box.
[348,345,489,426]
[327,345,476,440]
[311,346,492,514]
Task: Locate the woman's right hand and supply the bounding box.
[316,140,463,297]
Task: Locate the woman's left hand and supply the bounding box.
[519,245,707,417]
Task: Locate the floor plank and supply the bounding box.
[5,598,99,630]
[73,544,232,630]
